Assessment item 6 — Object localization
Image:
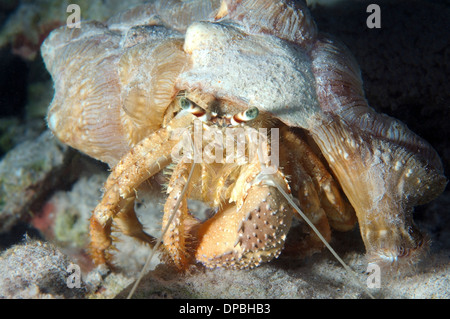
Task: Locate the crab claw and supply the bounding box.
[194,167,293,269]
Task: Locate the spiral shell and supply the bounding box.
[42,22,189,166]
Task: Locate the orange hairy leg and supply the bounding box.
[278,128,356,256]
[281,128,356,230]
[114,196,157,245]
[89,112,194,265]
[162,160,200,269]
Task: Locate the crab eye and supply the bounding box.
[244,107,259,120]
[179,97,209,120]
[232,107,259,125]
[179,97,193,110]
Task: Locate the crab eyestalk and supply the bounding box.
[231,107,259,125]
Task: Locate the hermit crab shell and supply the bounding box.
[41,0,446,265]
[178,20,321,128]
[42,22,187,166]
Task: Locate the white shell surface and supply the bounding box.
[178,21,321,129]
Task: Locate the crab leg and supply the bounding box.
[281,128,357,232]
[283,170,333,257]
[89,132,174,264]
[114,196,156,246]
[89,112,193,265]
[162,160,201,269]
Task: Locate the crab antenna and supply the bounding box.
[127,161,197,299]
[272,179,376,299]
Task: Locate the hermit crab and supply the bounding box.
[41,0,446,272]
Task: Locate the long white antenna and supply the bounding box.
[127,162,196,299]
[273,182,376,299]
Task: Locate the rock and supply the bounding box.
[0,239,88,298]
[0,0,148,60]
[48,174,107,249]
[0,130,75,232]
[0,117,47,155]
